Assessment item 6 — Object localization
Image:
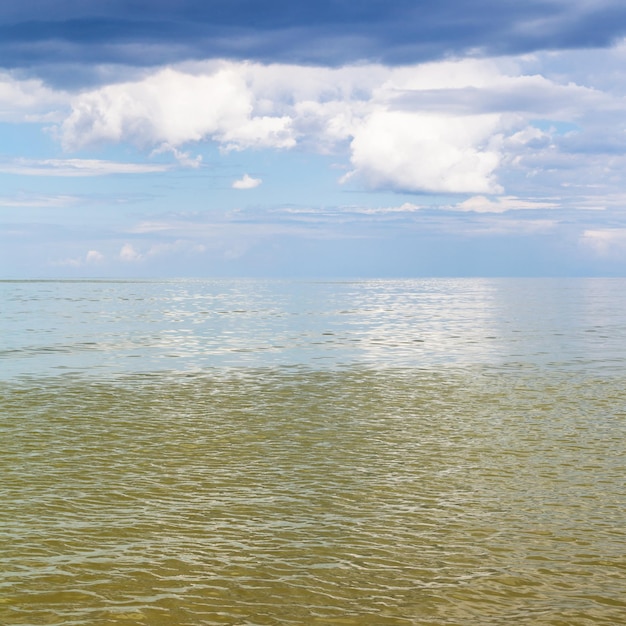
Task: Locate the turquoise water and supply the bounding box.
[1,279,625,624]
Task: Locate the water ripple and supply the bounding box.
[1,367,625,624]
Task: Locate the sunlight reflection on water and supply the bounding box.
[1,279,625,624]
[2,278,626,378]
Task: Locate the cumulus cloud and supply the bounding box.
[0,72,68,122]
[345,110,504,193]
[61,66,295,151]
[119,243,143,262]
[232,174,262,189]
[49,55,626,197]
[53,249,105,267]
[56,60,514,194]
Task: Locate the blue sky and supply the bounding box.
[3,1,626,277]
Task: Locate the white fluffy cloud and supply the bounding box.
[345,110,504,193]
[54,56,624,195]
[0,72,68,122]
[61,66,294,151]
[232,174,262,189]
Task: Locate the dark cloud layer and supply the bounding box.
[3,0,626,85]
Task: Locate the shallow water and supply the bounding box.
[1,279,625,624]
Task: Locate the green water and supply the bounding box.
[2,368,625,625]
[1,279,626,624]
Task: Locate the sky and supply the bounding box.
[3,1,626,277]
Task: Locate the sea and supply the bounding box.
[1,278,625,625]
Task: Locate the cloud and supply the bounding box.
[455,195,559,213]
[53,249,105,267]
[0,158,170,176]
[345,202,424,215]
[85,250,105,264]
[462,217,560,237]
[2,1,626,77]
[345,110,504,193]
[232,174,262,189]
[61,66,295,151]
[0,71,68,121]
[581,228,626,257]
[0,48,611,203]
[151,143,202,168]
[55,61,512,194]
[121,239,206,262]
[391,75,606,118]
[0,193,79,208]
[51,55,626,196]
[127,212,341,244]
[119,243,143,262]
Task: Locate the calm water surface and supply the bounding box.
[1,279,625,625]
